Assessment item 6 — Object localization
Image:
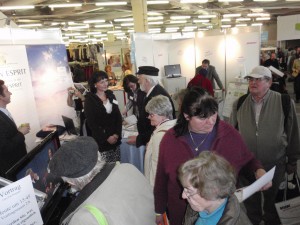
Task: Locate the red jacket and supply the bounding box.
[187,74,214,97]
[154,120,263,225]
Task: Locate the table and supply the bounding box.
[120,139,145,173]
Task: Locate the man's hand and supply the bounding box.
[107,135,118,144]
[155,214,164,225]
[127,135,137,145]
[18,124,30,135]
[255,168,272,191]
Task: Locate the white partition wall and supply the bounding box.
[277,14,300,41]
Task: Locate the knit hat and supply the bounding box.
[246,66,272,79]
[136,66,159,76]
[49,136,99,178]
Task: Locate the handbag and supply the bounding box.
[275,171,300,225]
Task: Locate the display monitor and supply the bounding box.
[164,64,182,78]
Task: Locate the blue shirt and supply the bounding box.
[195,198,228,225]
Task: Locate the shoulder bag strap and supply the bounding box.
[84,204,108,225]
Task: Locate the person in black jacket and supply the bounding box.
[0,80,29,177]
[127,66,175,147]
[84,71,122,162]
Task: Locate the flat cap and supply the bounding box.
[136,66,159,76]
[49,136,99,178]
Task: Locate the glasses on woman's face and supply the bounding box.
[183,188,199,199]
[147,113,156,118]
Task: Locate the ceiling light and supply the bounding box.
[166,27,179,29]
[193,19,210,23]
[64,33,81,36]
[87,32,102,35]
[148,16,164,21]
[236,24,247,27]
[236,18,251,21]
[148,21,164,25]
[251,23,263,26]
[221,25,231,28]
[148,12,163,16]
[223,14,241,18]
[171,16,191,20]
[83,20,105,24]
[147,1,169,4]
[19,23,42,27]
[114,18,134,22]
[218,0,243,2]
[221,18,231,22]
[75,35,88,38]
[247,13,270,17]
[127,29,134,33]
[114,33,126,36]
[149,30,161,34]
[256,17,270,21]
[67,25,89,30]
[121,23,134,26]
[198,15,216,18]
[165,30,178,33]
[94,34,108,37]
[253,0,276,1]
[170,20,187,24]
[0,5,35,10]
[180,0,208,3]
[95,2,127,6]
[107,30,122,34]
[94,24,114,28]
[49,3,82,8]
[198,28,209,31]
[184,26,197,29]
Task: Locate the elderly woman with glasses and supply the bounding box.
[144,95,177,188]
[154,87,270,225]
[178,151,252,225]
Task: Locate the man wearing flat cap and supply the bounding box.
[49,136,155,225]
[230,66,300,225]
[127,66,175,147]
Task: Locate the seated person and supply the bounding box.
[49,136,155,225]
[178,151,252,225]
[105,65,117,86]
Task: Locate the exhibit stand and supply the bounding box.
[0,28,76,150]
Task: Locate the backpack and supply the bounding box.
[236,93,290,129]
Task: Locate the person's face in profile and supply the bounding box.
[127,82,137,92]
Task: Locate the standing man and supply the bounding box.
[195,59,225,91]
[292,46,300,103]
[230,66,300,225]
[127,66,175,147]
[0,80,30,177]
[264,52,280,69]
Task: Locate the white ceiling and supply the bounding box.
[1,0,300,42]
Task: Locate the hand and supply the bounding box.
[155,214,164,225]
[127,135,137,145]
[122,108,127,115]
[255,168,272,191]
[18,124,30,135]
[107,135,118,145]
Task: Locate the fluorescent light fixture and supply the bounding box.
[256,17,270,21]
[87,32,102,35]
[193,19,210,23]
[253,0,276,1]
[114,18,134,22]
[251,23,263,26]
[165,30,178,33]
[75,35,89,38]
[94,34,108,37]
[236,18,251,21]
[236,24,247,27]
[95,2,127,6]
[148,12,163,16]
[149,30,161,34]
[148,16,164,21]
[121,23,134,26]
[64,33,81,36]
[67,25,89,30]
[171,16,191,20]
[223,14,241,18]
[114,33,126,36]
[221,25,231,28]
[166,26,179,29]
[247,13,270,17]
[0,5,34,10]
[49,3,82,8]
[221,18,231,22]
[149,28,161,31]
[62,36,69,39]
[198,15,216,18]
[180,0,208,3]
[198,28,209,31]
[84,20,105,24]
[184,26,197,29]
[107,30,122,34]
[219,0,243,2]
[148,21,164,25]
[19,23,42,27]
[286,0,300,1]
[94,24,114,28]
[147,1,169,4]
[170,20,187,24]
[45,28,61,31]
[127,30,134,33]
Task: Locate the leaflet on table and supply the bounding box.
[0,175,44,225]
[234,166,275,202]
[123,115,138,128]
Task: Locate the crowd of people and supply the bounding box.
[1,53,300,225]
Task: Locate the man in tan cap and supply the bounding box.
[230,66,300,225]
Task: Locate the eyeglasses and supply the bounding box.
[247,77,269,82]
[147,113,156,118]
[183,188,199,199]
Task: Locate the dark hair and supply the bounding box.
[202,59,210,65]
[122,74,139,93]
[174,87,218,137]
[88,71,108,93]
[0,80,4,96]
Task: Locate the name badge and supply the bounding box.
[113,99,118,105]
[129,96,134,100]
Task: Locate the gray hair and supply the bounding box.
[62,152,106,191]
[144,74,159,87]
[145,95,173,120]
[178,151,236,201]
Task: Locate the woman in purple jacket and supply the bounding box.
[154,87,271,225]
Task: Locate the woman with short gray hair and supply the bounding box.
[179,151,251,225]
[144,95,176,188]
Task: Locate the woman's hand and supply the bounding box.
[255,168,272,191]
[155,214,164,225]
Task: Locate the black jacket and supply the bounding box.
[136,84,175,147]
[0,110,27,177]
[84,90,122,152]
